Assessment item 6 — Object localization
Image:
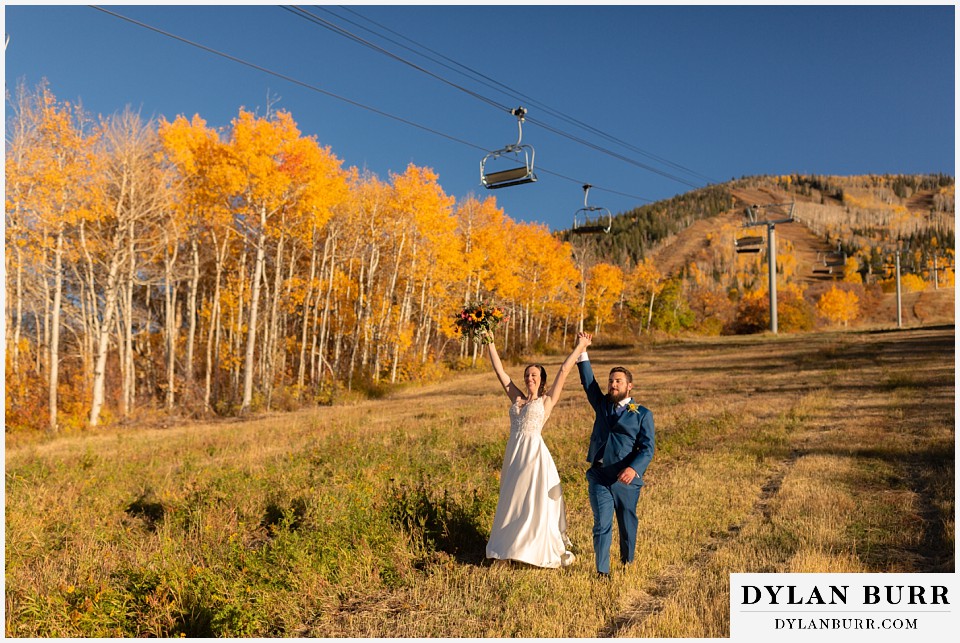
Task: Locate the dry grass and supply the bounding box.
[4,326,954,637]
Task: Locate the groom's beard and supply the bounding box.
[605,390,630,405]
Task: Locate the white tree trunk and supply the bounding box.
[646,290,656,333]
[47,228,64,433]
[241,206,267,413]
[297,239,318,394]
[163,236,180,411]
[119,219,136,418]
[89,249,123,427]
[203,235,227,413]
[185,235,200,392]
[11,245,24,378]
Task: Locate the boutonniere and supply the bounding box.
[626,403,639,414]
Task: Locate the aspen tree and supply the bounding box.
[4,79,39,384]
[340,171,390,388]
[88,109,169,427]
[266,132,346,404]
[386,164,456,382]
[585,263,624,335]
[8,83,98,431]
[223,109,345,412]
[158,114,225,410]
[453,195,513,359]
[816,286,861,328]
[628,258,664,333]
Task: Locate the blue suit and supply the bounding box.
[578,358,655,574]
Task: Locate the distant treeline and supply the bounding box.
[789,173,954,202]
[558,185,734,266]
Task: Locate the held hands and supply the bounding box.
[577,331,593,349]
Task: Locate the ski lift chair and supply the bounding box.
[480,107,537,189]
[824,251,846,268]
[735,235,764,254]
[571,184,612,234]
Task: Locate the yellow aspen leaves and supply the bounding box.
[816,286,860,327]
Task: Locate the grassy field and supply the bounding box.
[4,325,955,637]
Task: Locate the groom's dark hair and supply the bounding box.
[609,366,633,383]
[525,364,548,397]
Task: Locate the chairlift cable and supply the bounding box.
[88,6,653,205]
[527,117,703,190]
[329,4,717,186]
[89,5,488,151]
[287,5,712,190]
[282,6,509,115]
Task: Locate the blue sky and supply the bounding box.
[3,2,955,232]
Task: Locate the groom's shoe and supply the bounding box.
[596,571,611,580]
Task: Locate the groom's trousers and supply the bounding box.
[587,465,643,574]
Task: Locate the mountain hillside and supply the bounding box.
[567,173,955,330]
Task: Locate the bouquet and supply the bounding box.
[453,301,507,345]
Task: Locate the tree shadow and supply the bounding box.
[387,480,489,566]
[124,490,166,532]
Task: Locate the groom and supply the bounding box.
[576,333,655,578]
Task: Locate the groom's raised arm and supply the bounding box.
[577,352,604,410]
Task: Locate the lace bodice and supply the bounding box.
[509,396,546,437]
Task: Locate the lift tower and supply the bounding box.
[739,202,795,334]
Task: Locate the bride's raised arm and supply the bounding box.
[543,332,592,413]
[487,341,524,402]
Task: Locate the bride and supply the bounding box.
[484,331,592,568]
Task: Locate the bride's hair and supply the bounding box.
[524,364,548,397]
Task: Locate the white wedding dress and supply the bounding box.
[485,396,573,568]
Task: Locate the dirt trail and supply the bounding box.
[596,326,954,636]
[648,185,844,286]
[728,186,845,286]
[601,453,800,637]
[644,210,742,279]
